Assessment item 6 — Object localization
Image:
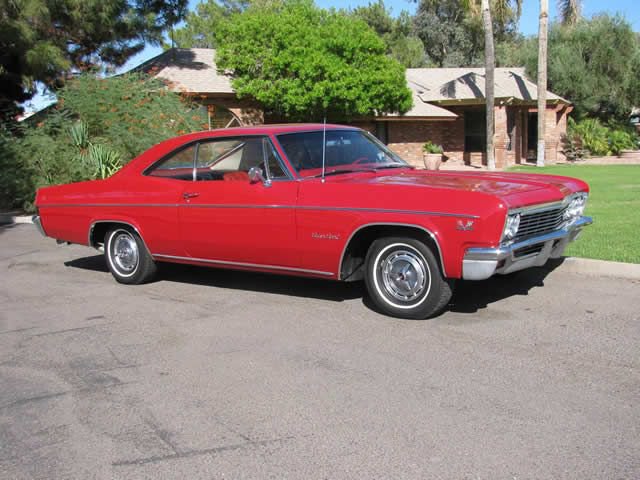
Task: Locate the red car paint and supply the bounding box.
[35,124,589,280]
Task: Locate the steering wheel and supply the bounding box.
[352,156,370,165]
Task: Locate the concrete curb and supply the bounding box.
[0,214,33,225]
[5,216,640,280]
[558,257,640,281]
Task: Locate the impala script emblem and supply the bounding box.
[456,220,475,231]
[312,232,341,240]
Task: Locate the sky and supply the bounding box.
[24,0,640,113]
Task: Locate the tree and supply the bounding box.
[536,0,549,167]
[522,14,640,122]
[414,0,484,67]
[413,0,521,68]
[214,0,412,121]
[174,0,250,48]
[352,3,427,68]
[460,0,521,170]
[481,0,497,170]
[558,0,581,26]
[0,0,188,125]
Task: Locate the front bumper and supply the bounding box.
[462,216,593,280]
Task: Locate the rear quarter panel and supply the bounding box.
[35,174,184,255]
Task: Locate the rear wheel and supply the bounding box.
[364,237,453,319]
[104,227,157,284]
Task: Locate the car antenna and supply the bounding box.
[321,115,327,183]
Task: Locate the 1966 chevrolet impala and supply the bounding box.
[34,124,592,319]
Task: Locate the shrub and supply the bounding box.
[607,127,638,155]
[0,130,34,210]
[3,73,207,212]
[568,117,639,157]
[560,132,586,162]
[568,118,610,156]
[59,73,207,161]
[422,141,443,154]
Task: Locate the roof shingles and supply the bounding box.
[135,48,568,119]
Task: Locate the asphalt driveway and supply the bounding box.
[1,224,638,479]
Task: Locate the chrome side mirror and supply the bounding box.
[248,166,271,187]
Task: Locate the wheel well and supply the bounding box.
[89,222,135,248]
[340,225,444,280]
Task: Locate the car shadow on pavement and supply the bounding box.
[65,254,364,302]
[447,258,565,314]
[65,254,565,309]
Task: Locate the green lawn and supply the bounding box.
[508,164,640,264]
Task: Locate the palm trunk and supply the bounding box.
[481,0,496,171]
[536,0,548,167]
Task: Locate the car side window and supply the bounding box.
[195,137,288,181]
[264,139,288,180]
[146,144,197,180]
[146,136,290,181]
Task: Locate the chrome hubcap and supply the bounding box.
[380,249,427,302]
[112,233,138,273]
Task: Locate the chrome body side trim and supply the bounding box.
[40,203,479,219]
[462,215,592,280]
[32,215,46,237]
[338,222,447,279]
[152,253,334,277]
[88,220,150,255]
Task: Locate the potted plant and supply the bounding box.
[422,141,444,170]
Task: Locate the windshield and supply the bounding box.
[276,129,409,178]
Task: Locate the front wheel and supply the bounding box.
[364,237,453,319]
[104,227,157,284]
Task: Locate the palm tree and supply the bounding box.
[480,0,496,170]
[558,0,581,26]
[465,0,521,170]
[536,0,548,167]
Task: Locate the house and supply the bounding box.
[137,48,572,168]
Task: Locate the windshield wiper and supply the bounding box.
[312,168,377,178]
[373,164,410,170]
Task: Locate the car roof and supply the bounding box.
[173,123,359,143]
[122,123,362,176]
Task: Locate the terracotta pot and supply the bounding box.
[423,153,443,170]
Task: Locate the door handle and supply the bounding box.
[183,192,200,199]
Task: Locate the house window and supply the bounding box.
[464,110,486,152]
[203,104,241,129]
[375,121,389,145]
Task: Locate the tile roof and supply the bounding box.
[135,48,234,94]
[380,84,458,119]
[133,49,568,120]
[406,67,568,104]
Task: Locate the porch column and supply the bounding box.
[494,105,508,169]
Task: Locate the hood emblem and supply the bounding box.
[456,220,475,231]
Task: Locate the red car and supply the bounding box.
[34,124,592,319]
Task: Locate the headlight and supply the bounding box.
[563,193,588,221]
[503,213,520,240]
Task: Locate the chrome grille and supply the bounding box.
[515,204,567,241]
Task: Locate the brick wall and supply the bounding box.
[385,120,464,167]
[203,95,264,126]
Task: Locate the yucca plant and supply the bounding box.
[70,121,122,179]
[88,144,122,179]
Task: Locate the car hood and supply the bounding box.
[326,169,586,208]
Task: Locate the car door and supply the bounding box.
[140,142,199,257]
[178,135,300,268]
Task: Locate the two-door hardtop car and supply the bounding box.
[34,124,592,319]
